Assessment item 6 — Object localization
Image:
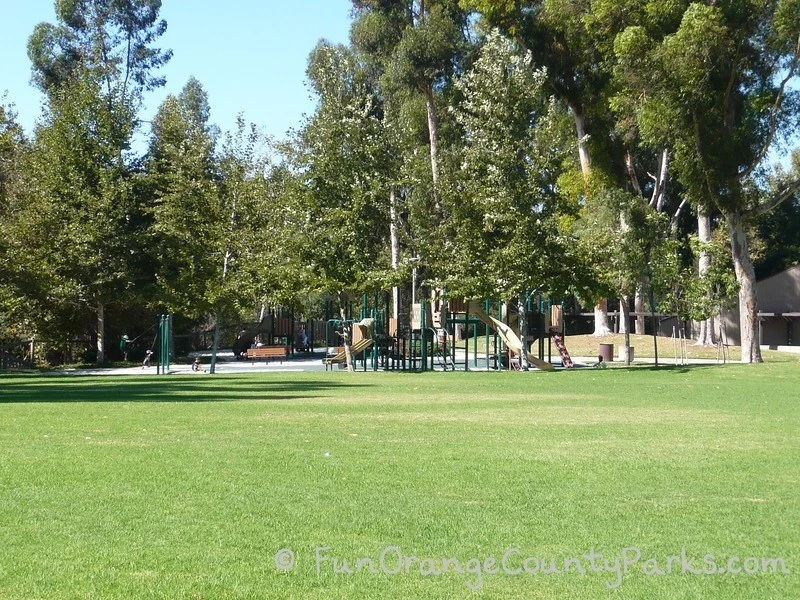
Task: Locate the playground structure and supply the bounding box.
[323,318,375,369]
[114,291,575,374]
[317,291,575,373]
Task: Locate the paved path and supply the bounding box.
[51,349,732,376]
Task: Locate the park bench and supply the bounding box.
[245,345,288,364]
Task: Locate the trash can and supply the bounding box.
[619,346,634,362]
[599,343,614,362]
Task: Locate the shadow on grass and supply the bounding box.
[0,375,369,404]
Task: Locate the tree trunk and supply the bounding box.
[696,206,716,346]
[696,317,716,347]
[210,204,236,374]
[390,187,401,321]
[624,151,642,195]
[338,292,355,372]
[575,108,613,339]
[573,110,591,179]
[97,302,105,364]
[650,149,669,211]
[621,295,631,365]
[210,311,221,374]
[593,299,611,336]
[518,292,528,371]
[635,281,646,334]
[646,266,660,367]
[423,85,441,213]
[619,296,630,335]
[727,213,762,363]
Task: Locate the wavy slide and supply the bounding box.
[469,304,555,372]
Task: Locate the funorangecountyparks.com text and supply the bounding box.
[274,545,791,591]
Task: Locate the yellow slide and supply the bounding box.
[324,338,374,365]
[324,319,375,365]
[469,303,555,372]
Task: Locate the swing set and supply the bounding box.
[125,314,172,373]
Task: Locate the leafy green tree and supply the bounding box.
[285,41,394,370]
[147,78,219,318]
[445,31,578,334]
[663,224,738,340]
[575,188,675,363]
[149,89,282,371]
[207,119,280,372]
[0,100,30,339]
[754,151,800,279]
[22,73,140,362]
[0,100,24,208]
[28,0,171,97]
[23,0,170,363]
[613,1,800,362]
[461,0,654,335]
[461,0,614,180]
[351,1,469,302]
[352,1,467,212]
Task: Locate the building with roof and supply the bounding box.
[720,264,800,348]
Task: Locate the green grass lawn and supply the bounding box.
[0,367,797,599]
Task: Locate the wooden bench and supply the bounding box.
[245,346,288,364]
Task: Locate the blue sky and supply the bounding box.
[2,2,796,168]
[0,0,353,141]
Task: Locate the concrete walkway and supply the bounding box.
[51,349,734,376]
[54,350,329,376]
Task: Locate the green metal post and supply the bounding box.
[160,315,165,372]
[163,315,168,372]
[371,305,377,371]
[474,317,479,367]
[159,315,164,373]
[420,300,427,372]
[538,294,545,360]
[462,323,467,371]
[494,302,503,371]
[165,314,171,372]
[484,299,490,370]
[154,315,160,375]
[157,314,170,374]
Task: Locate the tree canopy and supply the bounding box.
[1,0,798,366]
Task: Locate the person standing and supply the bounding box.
[298,325,310,352]
[120,334,129,361]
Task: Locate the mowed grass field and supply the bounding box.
[0,366,798,599]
